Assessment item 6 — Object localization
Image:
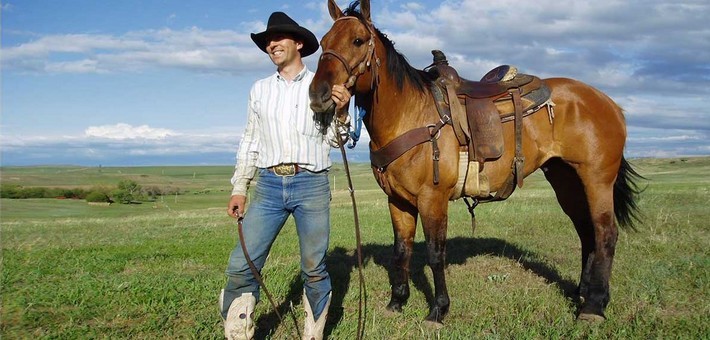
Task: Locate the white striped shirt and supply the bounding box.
[230,66,343,195]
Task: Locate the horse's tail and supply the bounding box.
[614,157,645,231]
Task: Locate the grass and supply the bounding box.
[1,158,709,338]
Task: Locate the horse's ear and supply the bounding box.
[328,0,344,21]
[361,0,371,22]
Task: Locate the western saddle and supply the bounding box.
[369,50,553,202]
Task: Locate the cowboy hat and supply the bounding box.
[251,12,319,57]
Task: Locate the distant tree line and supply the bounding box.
[1,180,183,204]
[1,185,89,200]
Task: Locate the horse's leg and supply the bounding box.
[385,197,417,313]
[418,196,450,324]
[576,166,618,321]
[541,159,594,294]
[542,157,618,320]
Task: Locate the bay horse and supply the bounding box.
[309,0,642,325]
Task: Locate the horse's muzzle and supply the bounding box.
[309,81,336,115]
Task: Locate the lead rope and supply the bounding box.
[333,121,367,340]
[237,217,302,339]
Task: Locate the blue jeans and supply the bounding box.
[221,168,332,320]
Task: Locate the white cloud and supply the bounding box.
[1,125,243,165]
[45,59,102,74]
[2,28,269,75]
[363,0,709,96]
[591,62,637,88]
[401,3,424,12]
[619,95,710,130]
[4,0,707,89]
[85,123,178,140]
[379,10,420,30]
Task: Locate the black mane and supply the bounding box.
[344,1,434,92]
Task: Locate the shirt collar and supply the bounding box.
[276,66,308,83]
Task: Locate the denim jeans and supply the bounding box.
[221,168,332,320]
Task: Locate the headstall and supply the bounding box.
[319,16,380,90]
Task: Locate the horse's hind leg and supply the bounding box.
[385,197,417,313]
[542,157,618,320]
[541,159,594,295]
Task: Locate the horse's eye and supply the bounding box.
[353,38,365,47]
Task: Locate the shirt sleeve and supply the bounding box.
[230,87,260,196]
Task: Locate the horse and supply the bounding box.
[309,0,643,325]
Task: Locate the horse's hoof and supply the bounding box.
[422,320,445,329]
[577,313,605,322]
[385,302,403,313]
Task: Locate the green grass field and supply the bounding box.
[1,158,708,339]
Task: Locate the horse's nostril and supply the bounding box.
[318,82,330,101]
[313,82,332,104]
[321,90,332,103]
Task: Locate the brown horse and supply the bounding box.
[310,0,642,325]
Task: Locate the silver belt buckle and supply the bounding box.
[273,164,296,176]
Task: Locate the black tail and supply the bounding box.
[614,157,645,231]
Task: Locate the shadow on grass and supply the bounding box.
[253,236,578,339]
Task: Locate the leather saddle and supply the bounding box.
[428,50,551,164]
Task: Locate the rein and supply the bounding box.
[333,122,367,340]
[315,16,375,339]
[237,218,302,339]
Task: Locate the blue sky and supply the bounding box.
[2,0,709,166]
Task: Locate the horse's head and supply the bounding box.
[309,0,379,116]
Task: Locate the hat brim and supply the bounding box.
[251,25,319,57]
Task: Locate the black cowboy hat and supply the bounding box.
[251,12,319,57]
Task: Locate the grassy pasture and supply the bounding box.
[1,158,708,339]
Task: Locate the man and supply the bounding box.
[219,11,351,340]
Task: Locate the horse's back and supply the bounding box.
[545,77,625,128]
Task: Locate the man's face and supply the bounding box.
[265,33,303,67]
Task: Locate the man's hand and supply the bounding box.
[227,195,247,219]
[331,84,352,123]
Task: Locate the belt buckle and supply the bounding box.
[273,164,296,176]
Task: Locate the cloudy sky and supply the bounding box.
[2,0,709,166]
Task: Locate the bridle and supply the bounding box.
[319,16,380,90]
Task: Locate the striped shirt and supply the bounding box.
[230,66,344,195]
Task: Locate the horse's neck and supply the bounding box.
[360,77,431,149]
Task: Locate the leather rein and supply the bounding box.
[237,218,301,339]
[334,125,367,340]
[316,16,378,340]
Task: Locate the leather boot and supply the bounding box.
[220,290,256,340]
[302,291,332,340]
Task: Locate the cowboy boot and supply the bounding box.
[302,291,332,340]
[220,290,256,340]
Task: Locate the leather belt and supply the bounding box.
[268,163,301,176]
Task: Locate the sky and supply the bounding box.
[1,0,709,166]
